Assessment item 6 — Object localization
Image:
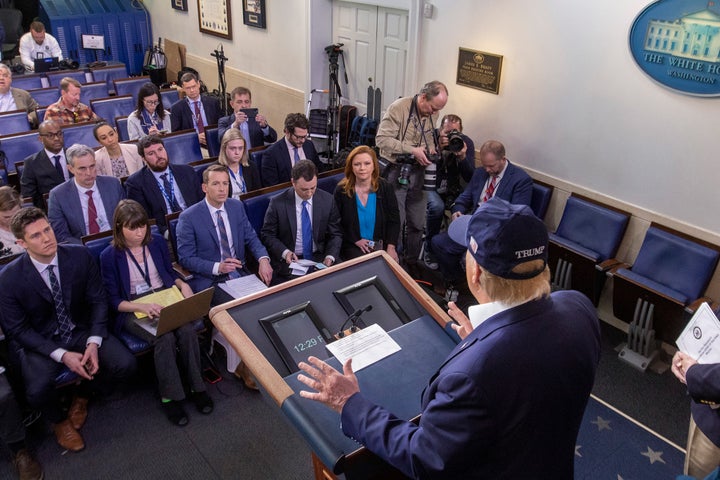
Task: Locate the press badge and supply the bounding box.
[135,283,152,295]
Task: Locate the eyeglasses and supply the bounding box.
[143,100,160,106]
[291,133,309,141]
[40,131,63,138]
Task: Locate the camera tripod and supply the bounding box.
[323,43,348,165]
[211,44,230,116]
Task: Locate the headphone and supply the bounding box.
[59,59,80,70]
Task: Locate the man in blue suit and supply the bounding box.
[261,113,321,187]
[298,198,601,479]
[125,134,204,234]
[177,164,273,297]
[0,208,136,453]
[170,72,221,148]
[431,140,533,286]
[48,144,126,244]
[217,86,277,148]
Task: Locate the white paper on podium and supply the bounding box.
[676,302,720,364]
[219,275,268,299]
[325,323,401,371]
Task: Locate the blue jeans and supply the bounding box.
[425,190,445,253]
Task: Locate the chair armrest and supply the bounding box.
[596,258,623,272]
[172,262,194,281]
[686,297,714,314]
[606,262,631,276]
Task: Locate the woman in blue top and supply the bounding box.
[334,145,400,262]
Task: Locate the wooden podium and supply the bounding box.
[210,252,456,479]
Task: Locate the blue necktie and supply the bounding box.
[47,265,75,344]
[301,200,313,259]
[293,146,300,165]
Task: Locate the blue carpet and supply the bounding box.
[576,395,686,479]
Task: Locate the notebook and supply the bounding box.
[133,287,214,337]
[33,57,60,72]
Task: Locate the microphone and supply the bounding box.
[337,305,373,338]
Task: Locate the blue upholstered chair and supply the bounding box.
[89,65,128,96]
[46,71,88,88]
[115,116,130,142]
[0,130,40,170]
[160,88,180,111]
[62,122,100,149]
[27,87,60,107]
[189,158,216,184]
[79,81,110,106]
[205,126,220,157]
[36,106,47,123]
[548,194,629,305]
[317,169,344,194]
[163,129,203,165]
[90,95,135,126]
[530,181,553,219]
[11,75,43,91]
[113,76,151,102]
[0,109,31,135]
[249,146,267,184]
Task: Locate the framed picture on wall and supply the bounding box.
[243,0,267,29]
[197,0,233,40]
[171,0,188,12]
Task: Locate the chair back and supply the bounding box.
[165,211,181,259]
[36,106,47,123]
[90,95,134,125]
[28,87,60,107]
[189,158,216,183]
[113,76,151,102]
[554,195,629,262]
[160,88,180,111]
[0,252,21,273]
[249,146,266,179]
[89,65,128,95]
[81,230,114,264]
[79,81,110,106]
[46,71,88,88]
[242,189,283,237]
[530,182,553,219]
[62,122,100,149]
[631,226,720,303]
[0,109,31,135]
[163,129,203,164]
[0,130,40,169]
[115,116,130,142]
[205,125,220,157]
[11,75,43,91]
[317,169,344,194]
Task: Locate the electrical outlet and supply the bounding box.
[423,3,434,19]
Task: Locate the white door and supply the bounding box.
[332,1,409,115]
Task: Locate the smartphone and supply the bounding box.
[203,367,222,384]
[240,108,258,119]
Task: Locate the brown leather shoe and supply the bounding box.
[68,396,88,430]
[53,419,84,452]
[13,448,43,480]
[234,362,259,391]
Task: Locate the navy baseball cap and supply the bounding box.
[447,198,548,279]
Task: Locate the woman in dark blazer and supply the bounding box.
[216,128,262,198]
[334,145,400,262]
[100,200,213,426]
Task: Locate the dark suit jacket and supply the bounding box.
[452,160,533,214]
[48,176,126,244]
[260,139,320,187]
[260,187,342,272]
[333,178,400,260]
[125,165,203,233]
[176,198,269,292]
[686,363,720,447]
[341,290,601,479]
[217,114,278,148]
[11,87,39,127]
[169,95,222,133]
[20,150,67,208]
[211,161,262,197]
[100,234,177,312]
[0,245,109,358]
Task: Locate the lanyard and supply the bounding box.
[127,246,152,289]
[228,167,246,194]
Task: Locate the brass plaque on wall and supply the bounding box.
[456,48,503,94]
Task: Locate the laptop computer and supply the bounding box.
[134,287,214,337]
[33,57,60,73]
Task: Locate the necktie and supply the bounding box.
[53,155,64,180]
[86,190,100,234]
[194,101,205,134]
[47,265,75,344]
[293,146,300,165]
[482,175,498,203]
[301,200,313,259]
[160,173,181,212]
[240,121,251,148]
[216,210,239,279]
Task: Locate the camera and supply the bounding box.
[445,129,464,153]
[423,153,441,191]
[395,153,416,187]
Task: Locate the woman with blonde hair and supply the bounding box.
[216,129,261,198]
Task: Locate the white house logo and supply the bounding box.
[629,0,720,96]
[694,326,703,339]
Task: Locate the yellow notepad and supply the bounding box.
[133,286,184,319]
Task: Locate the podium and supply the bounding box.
[209,252,458,479]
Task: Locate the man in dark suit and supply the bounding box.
[177,164,272,295]
[20,120,70,208]
[431,140,533,286]
[125,134,203,234]
[48,144,126,244]
[0,63,40,127]
[170,72,221,148]
[0,208,136,452]
[217,86,277,148]
[261,160,342,282]
[298,199,601,479]
[261,113,321,187]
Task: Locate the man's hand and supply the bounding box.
[285,251,298,264]
[258,258,273,285]
[410,146,431,166]
[298,357,360,413]
[219,257,243,274]
[386,244,399,263]
[82,342,100,376]
[233,110,248,127]
[671,351,697,385]
[256,113,268,128]
[62,351,93,380]
[451,211,463,221]
[448,301,473,339]
[323,257,334,267]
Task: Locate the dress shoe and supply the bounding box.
[68,396,88,430]
[161,401,188,426]
[190,391,214,414]
[234,362,259,391]
[53,420,84,452]
[13,449,43,480]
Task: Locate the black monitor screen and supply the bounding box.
[333,276,410,331]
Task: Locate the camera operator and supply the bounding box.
[376,80,448,272]
[423,114,475,270]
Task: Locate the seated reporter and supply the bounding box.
[93,122,144,178]
[127,82,172,141]
[216,129,262,198]
[99,200,212,426]
[333,145,400,262]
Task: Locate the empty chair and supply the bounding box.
[240,188,284,238]
[317,169,344,194]
[613,225,720,355]
[189,158,216,184]
[115,116,130,142]
[249,146,266,181]
[28,87,60,107]
[0,130,41,170]
[162,129,203,164]
[46,71,88,88]
[0,8,22,59]
[113,76,151,102]
[0,110,31,135]
[160,88,180,111]
[79,81,110,106]
[205,125,220,157]
[90,95,135,125]
[548,194,629,305]
[36,106,47,123]
[530,181,553,219]
[90,64,128,95]
[62,122,100,149]
[11,75,44,91]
